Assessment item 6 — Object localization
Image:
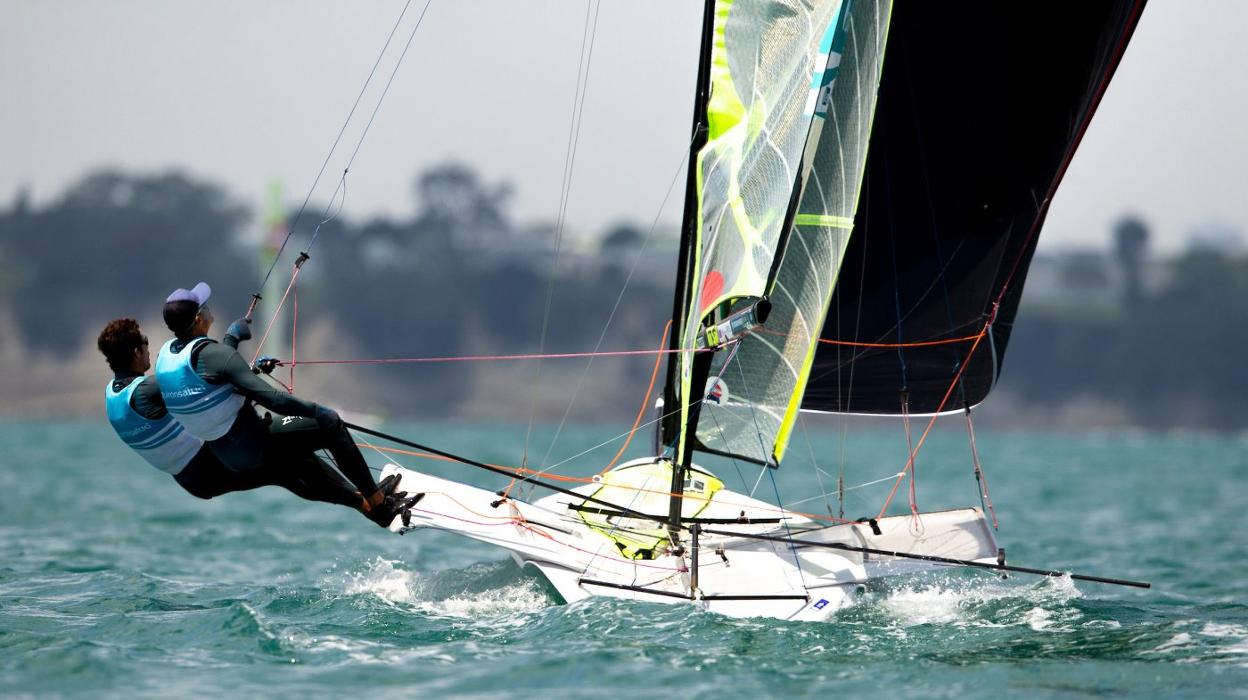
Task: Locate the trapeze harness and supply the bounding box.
[105,376,203,474]
[155,337,245,441]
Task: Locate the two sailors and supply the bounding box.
[98,282,418,528]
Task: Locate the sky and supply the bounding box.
[2,0,1246,255]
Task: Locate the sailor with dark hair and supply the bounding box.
[98,317,371,508]
[152,282,417,527]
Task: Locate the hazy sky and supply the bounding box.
[2,1,1245,254]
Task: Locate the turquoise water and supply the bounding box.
[2,420,1246,698]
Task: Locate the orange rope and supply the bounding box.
[876,316,994,519]
[755,326,980,349]
[289,279,299,391]
[251,262,304,365]
[815,333,982,349]
[600,321,670,474]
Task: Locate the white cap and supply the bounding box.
[165,281,212,306]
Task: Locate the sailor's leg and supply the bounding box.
[275,454,361,508]
[173,447,272,499]
[267,416,377,495]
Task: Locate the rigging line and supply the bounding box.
[758,325,982,348]
[537,140,693,475]
[875,322,990,519]
[520,0,602,474]
[527,403,680,478]
[838,167,872,506]
[304,170,349,260]
[599,321,673,474]
[815,333,981,349]
[306,0,436,255]
[698,527,1152,590]
[357,440,856,525]
[704,404,751,499]
[284,346,707,366]
[882,144,909,389]
[728,358,774,500]
[766,466,808,591]
[871,0,1145,524]
[250,0,435,361]
[359,442,785,516]
[901,391,923,536]
[799,414,836,521]
[290,280,299,392]
[964,406,998,529]
[249,0,417,314]
[346,420,856,531]
[805,239,979,378]
[538,361,736,477]
[519,142,692,498]
[346,421,675,525]
[784,471,905,508]
[696,338,752,496]
[251,258,307,364]
[576,444,669,583]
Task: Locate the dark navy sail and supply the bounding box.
[803,0,1147,415]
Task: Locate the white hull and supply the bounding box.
[382,460,999,621]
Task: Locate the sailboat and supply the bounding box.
[341,0,1150,621]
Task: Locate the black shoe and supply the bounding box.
[399,493,425,528]
[364,495,402,527]
[375,474,403,497]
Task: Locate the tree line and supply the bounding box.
[0,167,1242,429]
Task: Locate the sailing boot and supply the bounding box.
[360,474,405,527]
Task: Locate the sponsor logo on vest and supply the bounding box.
[118,423,152,439]
[163,387,207,399]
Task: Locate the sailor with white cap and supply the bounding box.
[153,281,417,527]
[99,316,374,506]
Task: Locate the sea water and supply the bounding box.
[1,420,1245,698]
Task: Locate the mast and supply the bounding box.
[663,0,719,536]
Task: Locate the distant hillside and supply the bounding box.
[2,167,1244,431]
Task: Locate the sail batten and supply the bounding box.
[666,0,855,467]
[689,0,891,467]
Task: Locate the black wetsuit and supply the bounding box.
[169,333,377,502]
[115,372,358,506]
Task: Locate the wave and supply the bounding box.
[333,557,554,619]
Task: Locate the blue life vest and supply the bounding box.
[105,376,203,474]
[154,337,245,440]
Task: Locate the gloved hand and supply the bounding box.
[255,356,281,375]
[313,404,343,431]
[225,317,253,342]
